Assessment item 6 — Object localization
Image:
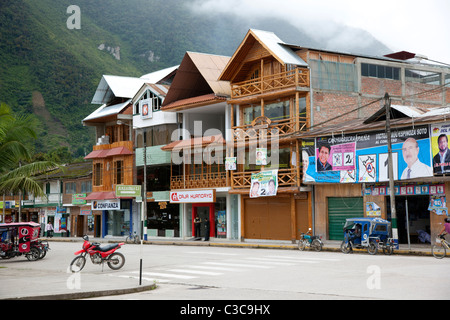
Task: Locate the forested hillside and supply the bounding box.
[0,0,390,158]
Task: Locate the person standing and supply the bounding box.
[204,217,210,241]
[45,221,54,238]
[194,215,201,238]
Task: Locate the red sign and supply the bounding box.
[170,190,216,203]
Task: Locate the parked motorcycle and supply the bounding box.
[298,228,323,252]
[69,235,125,272]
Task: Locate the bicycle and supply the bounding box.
[126,230,140,244]
[431,234,449,259]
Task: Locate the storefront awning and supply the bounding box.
[84,146,133,160]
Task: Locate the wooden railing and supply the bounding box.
[233,117,307,142]
[231,68,309,99]
[231,168,299,189]
[171,172,228,190]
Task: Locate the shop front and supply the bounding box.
[91,199,133,238]
[170,189,234,240]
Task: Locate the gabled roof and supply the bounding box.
[91,76,147,105]
[161,52,230,110]
[219,29,308,82]
[91,66,178,105]
[82,99,131,124]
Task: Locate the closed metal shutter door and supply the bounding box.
[328,197,363,240]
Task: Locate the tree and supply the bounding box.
[0,103,60,200]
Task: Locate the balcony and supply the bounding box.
[231,168,299,190]
[231,68,309,99]
[170,172,228,190]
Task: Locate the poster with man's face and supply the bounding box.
[431,123,450,174]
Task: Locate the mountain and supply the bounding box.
[0,0,390,158]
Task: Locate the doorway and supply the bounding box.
[387,195,430,244]
[192,203,214,238]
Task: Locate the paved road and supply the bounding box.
[1,240,449,302]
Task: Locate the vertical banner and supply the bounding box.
[431,123,450,174]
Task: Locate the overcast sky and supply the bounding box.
[195,0,450,65]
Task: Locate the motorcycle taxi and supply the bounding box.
[340,217,395,255]
[0,222,47,261]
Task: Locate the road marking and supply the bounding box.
[167,269,223,276]
[267,255,340,262]
[185,265,244,272]
[202,262,272,269]
[131,271,197,279]
[244,258,295,265]
[114,275,170,283]
[186,251,239,256]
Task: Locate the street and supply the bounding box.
[1,241,449,301]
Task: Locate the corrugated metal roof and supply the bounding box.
[91,76,147,104]
[251,29,308,67]
[83,99,131,123]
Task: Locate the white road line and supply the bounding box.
[244,258,296,265]
[185,265,244,272]
[115,275,170,283]
[167,269,223,276]
[131,271,197,279]
[202,262,272,269]
[267,255,340,262]
[186,251,239,256]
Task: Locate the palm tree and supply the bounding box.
[0,103,60,220]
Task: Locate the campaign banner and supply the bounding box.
[250,169,278,198]
[303,124,435,183]
[430,122,450,174]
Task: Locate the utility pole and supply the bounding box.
[385,92,398,248]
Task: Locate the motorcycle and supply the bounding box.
[298,228,323,251]
[69,235,125,272]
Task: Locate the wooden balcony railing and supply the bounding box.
[171,172,228,190]
[231,168,299,189]
[233,117,307,142]
[231,68,309,99]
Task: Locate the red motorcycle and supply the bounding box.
[69,235,125,272]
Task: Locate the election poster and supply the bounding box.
[306,124,434,184]
[249,170,278,198]
[430,122,450,175]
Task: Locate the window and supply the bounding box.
[134,89,163,115]
[243,105,261,125]
[81,180,92,193]
[135,124,178,147]
[311,59,357,92]
[65,182,76,194]
[113,160,124,185]
[264,100,290,122]
[405,69,441,85]
[93,163,103,186]
[361,63,400,80]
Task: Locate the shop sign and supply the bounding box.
[72,194,87,205]
[92,199,121,210]
[170,190,215,203]
[116,185,141,197]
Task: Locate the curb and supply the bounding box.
[2,283,157,300]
